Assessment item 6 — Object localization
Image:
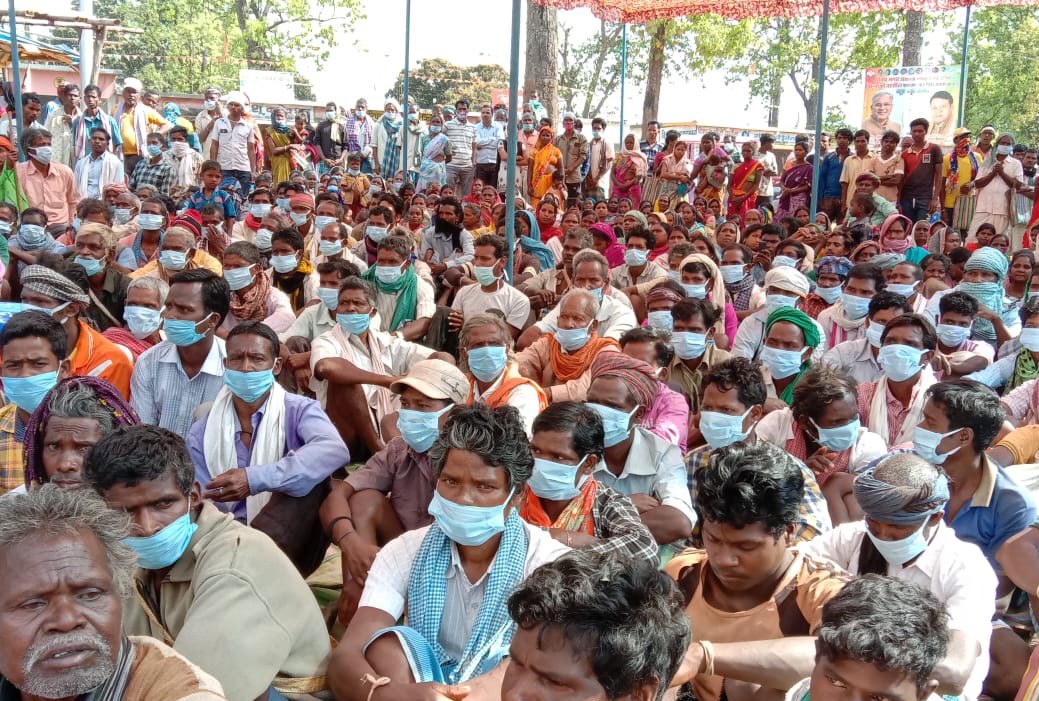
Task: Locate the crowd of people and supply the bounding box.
[0,76,1038,701]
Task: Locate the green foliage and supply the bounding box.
[386,58,510,109]
[947,7,1039,144]
[558,20,648,118]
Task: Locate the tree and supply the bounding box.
[557,20,647,120]
[902,11,926,66]
[642,20,668,130]
[525,1,559,127]
[947,7,1039,143]
[386,58,510,109]
[230,0,364,69]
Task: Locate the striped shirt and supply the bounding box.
[130,338,226,437]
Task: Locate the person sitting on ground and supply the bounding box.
[20,375,138,494]
[311,276,448,458]
[459,312,546,436]
[618,326,690,452]
[802,452,995,701]
[816,262,885,348]
[129,218,224,283]
[219,240,296,334]
[0,311,70,494]
[887,259,928,312]
[320,359,470,624]
[520,401,658,563]
[731,266,826,362]
[821,290,912,384]
[664,441,848,701]
[756,365,887,525]
[186,320,345,536]
[668,297,732,421]
[328,404,569,701]
[115,196,168,272]
[586,351,696,548]
[448,234,532,339]
[20,258,133,397]
[520,226,591,315]
[784,575,950,701]
[501,548,690,701]
[931,289,993,379]
[361,235,436,341]
[74,222,130,331]
[267,226,318,313]
[800,255,850,320]
[0,486,228,701]
[759,307,822,409]
[516,288,619,402]
[85,424,331,701]
[103,276,168,360]
[967,295,1039,391]
[609,225,668,289]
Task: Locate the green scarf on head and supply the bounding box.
[765,306,821,405]
[362,263,419,333]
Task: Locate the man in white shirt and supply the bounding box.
[473,104,503,189]
[209,90,256,195]
[803,452,995,701]
[584,117,614,201]
[731,267,826,362]
[816,262,885,348]
[821,291,912,384]
[73,126,125,200]
[449,234,531,339]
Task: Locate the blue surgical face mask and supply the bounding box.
[1020,327,1039,352]
[0,220,12,236]
[588,403,637,448]
[224,265,255,291]
[913,425,961,465]
[760,344,807,379]
[19,224,47,246]
[138,213,164,230]
[429,125,443,135]
[529,456,590,501]
[865,518,930,566]
[289,211,309,226]
[878,344,926,382]
[397,405,453,453]
[223,368,275,402]
[624,248,649,267]
[249,203,272,219]
[886,282,918,298]
[554,323,591,352]
[682,282,708,299]
[158,250,188,271]
[647,310,673,332]
[2,370,59,413]
[317,287,340,310]
[254,228,273,250]
[936,323,971,348]
[146,144,163,157]
[672,331,708,360]
[31,146,54,164]
[588,286,604,302]
[866,320,885,349]
[337,312,371,335]
[667,269,681,282]
[270,254,299,274]
[314,215,336,231]
[699,407,753,449]
[427,486,514,546]
[840,293,871,320]
[374,263,404,285]
[815,283,843,304]
[326,185,340,193]
[997,144,1014,156]
[811,417,860,452]
[123,305,162,339]
[720,264,745,284]
[467,345,508,383]
[114,208,133,224]
[74,256,104,277]
[163,315,211,347]
[276,197,290,210]
[347,166,362,175]
[367,225,389,243]
[474,265,501,286]
[123,502,198,570]
[765,293,798,314]
[772,255,798,269]
[319,239,343,257]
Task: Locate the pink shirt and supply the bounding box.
[15,159,78,224]
[641,382,690,453]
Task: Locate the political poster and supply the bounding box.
[861,66,962,148]
[239,69,295,105]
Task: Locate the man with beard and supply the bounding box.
[0,485,227,700]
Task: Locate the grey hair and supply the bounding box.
[872,452,940,491]
[21,126,51,153]
[459,312,514,374]
[117,192,141,209]
[563,226,594,250]
[573,249,609,280]
[0,485,136,597]
[161,225,195,250]
[558,287,600,321]
[48,383,118,435]
[127,275,170,307]
[428,404,533,489]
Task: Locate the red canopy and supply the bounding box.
[532,0,1034,20]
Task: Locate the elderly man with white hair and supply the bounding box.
[209,90,257,195]
[74,222,131,332]
[372,98,405,180]
[554,110,589,207]
[103,275,169,359]
[114,77,171,173]
[731,266,828,362]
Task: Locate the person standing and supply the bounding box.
[344,98,376,174]
[194,85,226,159]
[900,117,944,222]
[640,120,663,162]
[473,104,504,189]
[968,131,1024,241]
[43,82,80,168]
[315,101,347,175]
[16,127,78,227]
[818,128,851,221]
[585,117,614,202]
[754,133,779,210]
[115,77,170,174]
[72,83,121,162]
[443,100,476,195]
[839,129,874,213]
[1013,147,1037,249]
[73,126,125,200]
[555,112,589,207]
[209,91,256,195]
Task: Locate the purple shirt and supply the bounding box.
[641,383,690,453]
[187,392,348,522]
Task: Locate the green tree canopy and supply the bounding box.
[386,58,509,109]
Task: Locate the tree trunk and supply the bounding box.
[805,54,819,129]
[766,68,781,127]
[232,0,264,65]
[525,1,559,127]
[902,11,925,66]
[642,20,667,129]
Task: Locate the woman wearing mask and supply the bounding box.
[611,134,647,205]
[529,126,563,210]
[657,139,690,202]
[220,240,296,333]
[416,114,452,194]
[264,107,295,185]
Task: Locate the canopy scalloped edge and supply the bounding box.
[531,0,1039,21]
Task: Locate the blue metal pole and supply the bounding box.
[957,5,971,129]
[619,24,627,147]
[809,0,829,217]
[504,0,521,283]
[7,0,24,161]
[401,0,411,184]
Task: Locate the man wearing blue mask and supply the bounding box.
[608,226,667,289]
[329,404,569,700]
[320,358,469,625]
[802,452,995,701]
[821,290,912,384]
[448,235,531,339]
[102,275,168,360]
[311,275,447,458]
[218,240,297,335]
[115,196,167,272]
[731,265,826,362]
[0,311,69,494]
[16,127,79,229]
[350,204,395,267]
[857,313,938,449]
[669,297,731,421]
[930,290,993,379]
[926,246,1020,347]
[816,262,885,348]
[129,132,174,196]
[74,222,130,332]
[7,207,62,273]
[360,235,436,340]
[968,296,1039,391]
[131,268,230,437]
[85,423,333,701]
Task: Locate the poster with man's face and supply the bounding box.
[861,66,962,149]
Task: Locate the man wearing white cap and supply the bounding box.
[210,90,257,194]
[554,111,589,207]
[731,266,827,362]
[114,76,171,173]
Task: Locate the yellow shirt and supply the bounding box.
[120,106,166,155]
[943,153,977,208]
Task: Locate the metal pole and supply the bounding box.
[504,0,521,283]
[619,24,627,147]
[957,5,971,129]
[400,0,411,185]
[809,0,829,217]
[79,0,93,88]
[7,0,24,161]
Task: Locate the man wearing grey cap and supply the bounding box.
[555,111,589,207]
[210,91,256,194]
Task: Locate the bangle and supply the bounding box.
[565,530,572,547]
[335,529,356,547]
[325,514,353,539]
[699,640,715,677]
